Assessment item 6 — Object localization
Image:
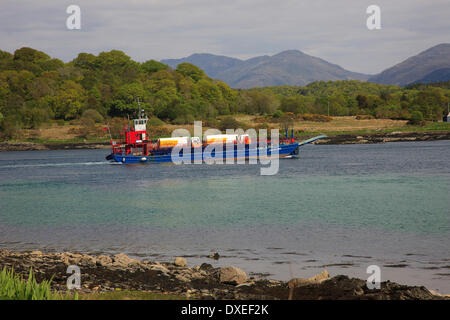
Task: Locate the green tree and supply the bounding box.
[175,63,205,82]
[273,109,283,118]
[13,47,62,75]
[29,76,56,100]
[0,50,13,70]
[81,109,104,123]
[171,102,196,124]
[72,53,97,70]
[141,60,168,74]
[109,82,147,116]
[408,110,424,125]
[196,79,222,104]
[356,94,369,110]
[0,114,23,139]
[25,105,52,129]
[1,70,34,98]
[416,87,445,120]
[53,80,87,119]
[153,86,180,120]
[329,94,347,116]
[243,91,280,114]
[94,50,140,84]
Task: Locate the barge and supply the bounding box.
[105,111,326,164]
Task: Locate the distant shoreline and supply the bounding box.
[0,141,110,152]
[1,131,449,152]
[315,130,450,145]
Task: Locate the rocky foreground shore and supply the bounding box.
[0,249,447,300]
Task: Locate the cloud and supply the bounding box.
[0,0,448,74]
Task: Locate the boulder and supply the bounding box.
[174,257,187,267]
[80,254,97,265]
[309,270,330,282]
[112,253,138,267]
[96,255,113,267]
[175,271,192,282]
[288,270,330,288]
[149,263,170,275]
[217,266,247,285]
[61,252,82,264]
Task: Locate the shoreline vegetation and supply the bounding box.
[1,116,449,152]
[2,132,449,152]
[0,249,448,300]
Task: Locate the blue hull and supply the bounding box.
[108,143,299,164]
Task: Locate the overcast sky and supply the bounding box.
[1,0,449,74]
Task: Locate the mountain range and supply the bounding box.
[161,43,450,88]
[368,43,450,86]
[162,50,369,89]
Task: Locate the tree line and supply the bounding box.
[0,47,449,138]
[248,80,450,122]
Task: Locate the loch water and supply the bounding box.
[0,140,449,292]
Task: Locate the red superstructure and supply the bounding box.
[110,110,150,157]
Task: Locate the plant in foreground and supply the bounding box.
[0,267,77,300]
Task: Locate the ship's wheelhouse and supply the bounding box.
[111,110,150,157]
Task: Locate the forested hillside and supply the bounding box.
[0,47,243,133]
[248,80,450,121]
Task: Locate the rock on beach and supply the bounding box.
[217,266,248,285]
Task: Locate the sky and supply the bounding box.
[0,0,449,74]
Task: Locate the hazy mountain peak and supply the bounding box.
[421,43,450,52]
[188,52,242,60]
[273,49,305,56]
[162,50,369,88]
[369,43,450,86]
[162,53,242,78]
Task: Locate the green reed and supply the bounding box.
[0,267,78,300]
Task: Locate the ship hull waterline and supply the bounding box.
[107,142,300,164]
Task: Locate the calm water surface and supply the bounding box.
[0,140,449,292]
